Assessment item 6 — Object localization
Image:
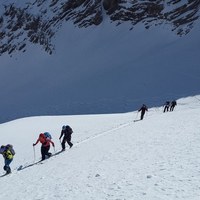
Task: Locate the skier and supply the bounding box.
[138,104,148,120]
[59,125,73,151]
[170,100,177,111]
[163,101,170,112]
[33,133,55,161]
[0,144,15,174]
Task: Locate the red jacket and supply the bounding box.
[35,134,54,147]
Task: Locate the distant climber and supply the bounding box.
[138,104,148,120]
[170,100,177,111]
[33,133,55,161]
[163,101,170,112]
[59,125,73,151]
[0,144,15,174]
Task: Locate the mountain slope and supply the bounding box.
[0,0,200,123]
[0,96,200,199]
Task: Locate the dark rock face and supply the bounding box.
[0,4,55,55]
[103,0,119,13]
[0,0,199,56]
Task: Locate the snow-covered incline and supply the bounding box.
[0,95,200,200]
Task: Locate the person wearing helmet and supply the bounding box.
[59,125,73,151]
[33,133,55,161]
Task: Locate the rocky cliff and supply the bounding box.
[0,0,199,56]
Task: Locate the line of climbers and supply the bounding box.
[0,125,73,175]
[0,100,177,175]
[137,100,177,120]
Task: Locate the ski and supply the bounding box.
[17,160,43,171]
[17,150,64,171]
[133,119,141,122]
[0,172,11,178]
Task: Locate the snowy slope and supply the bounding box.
[0,95,200,200]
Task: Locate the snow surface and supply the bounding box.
[0,95,200,200]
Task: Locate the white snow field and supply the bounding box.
[0,95,200,200]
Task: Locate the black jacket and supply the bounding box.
[138,105,148,113]
[59,126,73,139]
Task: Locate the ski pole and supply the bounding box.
[135,112,139,120]
[33,145,36,163]
[59,139,62,147]
[53,146,56,153]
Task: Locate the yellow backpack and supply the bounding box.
[4,149,14,159]
[3,145,15,159]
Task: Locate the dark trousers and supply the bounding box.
[41,145,51,160]
[140,111,145,120]
[170,105,175,111]
[61,135,73,150]
[164,106,169,112]
[4,158,13,173]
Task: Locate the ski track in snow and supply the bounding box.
[0,96,200,200]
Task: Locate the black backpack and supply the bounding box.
[6,144,15,156]
[67,125,73,134]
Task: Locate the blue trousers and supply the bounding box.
[4,158,13,173]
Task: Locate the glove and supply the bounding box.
[52,143,55,147]
[33,143,35,146]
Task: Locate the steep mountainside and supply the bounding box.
[0,0,200,56]
[0,0,200,123]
